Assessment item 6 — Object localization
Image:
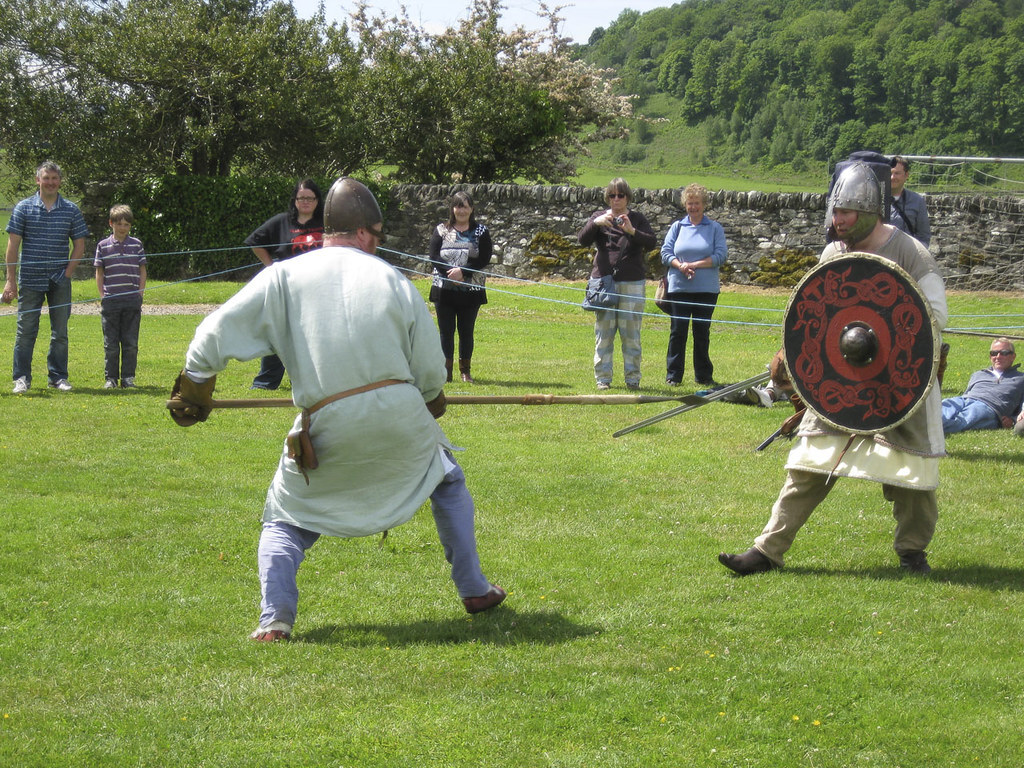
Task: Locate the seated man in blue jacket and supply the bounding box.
[941,338,1024,435]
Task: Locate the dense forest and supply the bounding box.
[578,0,1024,168]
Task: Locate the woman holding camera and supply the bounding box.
[578,178,657,390]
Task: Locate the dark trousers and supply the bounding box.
[100,300,142,381]
[435,301,481,360]
[665,291,718,384]
[252,354,286,390]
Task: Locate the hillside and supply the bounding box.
[576,0,1024,179]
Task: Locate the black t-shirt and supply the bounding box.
[244,212,324,261]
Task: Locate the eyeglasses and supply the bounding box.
[295,196,317,203]
[608,193,626,199]
[990,349,1014,357]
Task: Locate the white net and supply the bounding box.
[894,155,1024,295]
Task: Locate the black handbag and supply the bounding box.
[582,274,617,311]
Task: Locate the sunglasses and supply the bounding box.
[990,349,1014,356]
[607,193,626,199]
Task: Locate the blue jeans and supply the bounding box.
[13,277,72,385]
[256,450,491,628]
[941,397,999,434]
[100,299,142,381]
[251,354,286,389]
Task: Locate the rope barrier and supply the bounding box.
[2,239,1021,332]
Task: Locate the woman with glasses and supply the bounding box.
[578,178,657,390]
[428,191,492,383]
[244,178,325,390]
[660,183,728,388]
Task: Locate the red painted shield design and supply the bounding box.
[782,253,938,434]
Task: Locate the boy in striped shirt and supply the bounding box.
[94,205,147,388]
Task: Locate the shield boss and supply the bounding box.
[782,252,939,434]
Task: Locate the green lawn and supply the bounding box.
[1,279,1022,767]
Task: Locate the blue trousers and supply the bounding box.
[941,397,999,434]
[256,449,491,628]
[251,354,286,389]
[13,277,72,384]
[100,299,141,381]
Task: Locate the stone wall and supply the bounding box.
[73,181,1024,291]
[386,183,1024,292]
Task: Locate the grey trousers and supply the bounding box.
[753,469,938,567]
[257,450,491,628]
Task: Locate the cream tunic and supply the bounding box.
[186,246,452,537]
[786,229,948,490]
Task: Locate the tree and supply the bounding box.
[350,0,632,183]
[0,0,365,182]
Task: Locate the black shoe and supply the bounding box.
[718,547,778,575]
[898,550,931,574]
[696,379,720,387]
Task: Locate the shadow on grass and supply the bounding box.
[944,448,1024,464]
[476,379,574,391]
[783,564,1024,590]
[299,608,600,646]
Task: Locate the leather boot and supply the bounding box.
[936,343,950,388]
[459,359,474,383]
[718,547,778,575]
[445,358,454,383]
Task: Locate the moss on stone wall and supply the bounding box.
[525,231,592,274]
[750,248,819,287]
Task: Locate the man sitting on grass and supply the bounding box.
[941,338,1024,436]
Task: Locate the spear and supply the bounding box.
[165,392,709,410]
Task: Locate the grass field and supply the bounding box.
[1,279,1022,767]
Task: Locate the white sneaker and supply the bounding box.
[750,386,775,408]
[48,378,73,392]
[12,376,29,394]
[104,379,118,389]
[121,377,136,388]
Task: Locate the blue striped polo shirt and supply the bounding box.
[6,193,90,291]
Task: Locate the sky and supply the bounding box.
[290,1,671,44]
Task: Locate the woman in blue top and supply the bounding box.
[660,184,728,386]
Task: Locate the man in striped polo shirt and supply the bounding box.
[3,161,89,393]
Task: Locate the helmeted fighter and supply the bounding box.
[168,178,506,641]
[719,162,948,575]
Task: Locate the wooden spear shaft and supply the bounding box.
[166,393,707,410]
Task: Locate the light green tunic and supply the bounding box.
[186,246,452,537]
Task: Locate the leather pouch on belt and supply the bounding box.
[286,411,319,484]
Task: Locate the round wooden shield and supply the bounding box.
[782,252,939,434]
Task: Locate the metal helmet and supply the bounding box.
[826,161,883,245]
[324,177,385,240]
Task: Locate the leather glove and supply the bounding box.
[769,347,795,397]
[168,371,216,426]
[426,391,447,419]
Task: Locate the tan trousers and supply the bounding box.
[754,469,938,566]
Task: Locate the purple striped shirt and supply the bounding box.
[94,235,146,301]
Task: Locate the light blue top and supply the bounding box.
[660,216,728,293]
